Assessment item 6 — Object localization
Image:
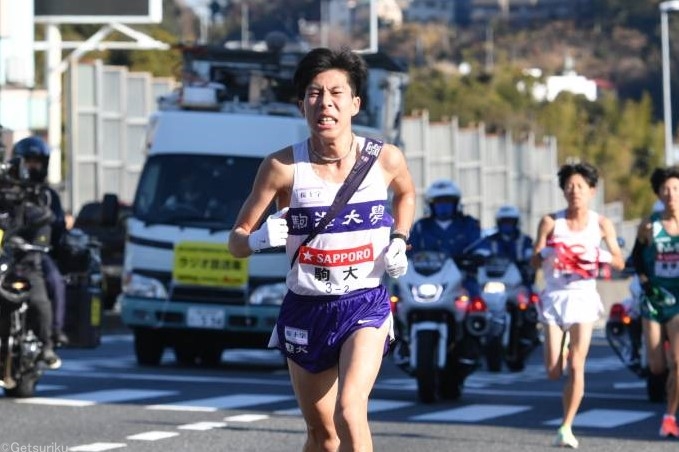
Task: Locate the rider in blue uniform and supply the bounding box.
[409,179,481,295]
[469,205,535,289]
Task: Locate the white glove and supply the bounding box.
[384,238,408,278]
[248,207,289,252]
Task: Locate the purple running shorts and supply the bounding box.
[269,285,392,373]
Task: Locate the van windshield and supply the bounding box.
[133,154,263,229]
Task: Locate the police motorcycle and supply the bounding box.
[465,206,539,372]
[0,158,54,397]
[474,254,539,372]
[390,250,490,403]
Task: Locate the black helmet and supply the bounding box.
[12,136,50,182]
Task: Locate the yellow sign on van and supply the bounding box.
[173,242,248,288]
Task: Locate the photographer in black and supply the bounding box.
[3,139,61,369]
[13,136,69,348]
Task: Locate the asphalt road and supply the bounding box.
[3,277,676,452]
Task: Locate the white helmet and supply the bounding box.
[495,204,521,237]
[495,204,521,223]
[425,179,461,203]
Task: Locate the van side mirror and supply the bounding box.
[101,193,120,227]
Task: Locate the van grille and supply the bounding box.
[171,286,245,304]
[133,268,282,305]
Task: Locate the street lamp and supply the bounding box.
[660,1,679,166]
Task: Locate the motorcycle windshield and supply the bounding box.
[411,251,448,275]
[485,256,511,276]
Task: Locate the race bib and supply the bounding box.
[655,258,679,278]
[296,243,375,294]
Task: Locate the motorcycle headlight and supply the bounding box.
[411,283,442,302]
[483,281,506,294]
[249,282,287,306]
[123,272,168,299]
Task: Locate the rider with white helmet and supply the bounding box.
[469,204,535,288]
[409,179,482,293]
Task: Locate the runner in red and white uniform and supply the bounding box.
[531,162,624,449]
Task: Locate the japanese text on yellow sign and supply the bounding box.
[173,242,248,287]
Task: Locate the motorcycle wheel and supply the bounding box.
[485,336,503,372]
[647,372,667,403]
[4,373,38,398]
[505,358,525,372]
[416,330,439,404]
[440,361,462,401]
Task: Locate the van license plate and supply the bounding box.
[187,307,225,329]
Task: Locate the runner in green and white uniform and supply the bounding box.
[640,211,679,323]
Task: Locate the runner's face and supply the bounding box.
[562,174,594,208]
[659,177,679,213]
[301,69,360,139]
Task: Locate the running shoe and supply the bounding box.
[553,425,579,448]
[659,416,679,438]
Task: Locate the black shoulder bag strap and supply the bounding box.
[290,137,384,268]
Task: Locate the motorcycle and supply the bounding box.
[475,255,539,372]
[0,224,51,397]
[390,250,490,403]
[606,275,666,403]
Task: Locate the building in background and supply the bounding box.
[405,0,591,26]
[0,0,47,146]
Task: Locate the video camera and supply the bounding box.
[0,156,48,207]
[0,127,51,237]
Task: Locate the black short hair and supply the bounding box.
[293,47,368,101]
[650,166,679,195]
[557,162,599,190]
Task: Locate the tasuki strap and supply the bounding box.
[290,138,383,268]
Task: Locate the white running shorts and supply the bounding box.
[538,287,603,329]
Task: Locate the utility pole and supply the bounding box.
[661,1,679,166]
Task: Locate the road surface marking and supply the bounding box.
[126,431,180,440]
[544,409,655,428]
[412,404,531,422]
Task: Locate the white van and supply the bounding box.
[118,45,407,366]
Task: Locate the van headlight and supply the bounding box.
[123,273,168,299]
[249,283,287,306]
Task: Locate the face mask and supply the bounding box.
[432,202,455,220]
[498,223,517,238]
[27,167,47,183]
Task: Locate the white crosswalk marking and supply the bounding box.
[148,393,294,410]
[275,398,414,416]
[126,431,180,440]
[225,414,270,422]
[69,443,127,451]
[544,409,655,428]
[412,404,531,422]
[147,404,217,412]
[56,389,177,403]
[178,421,228,430]
[16,397,95,407]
